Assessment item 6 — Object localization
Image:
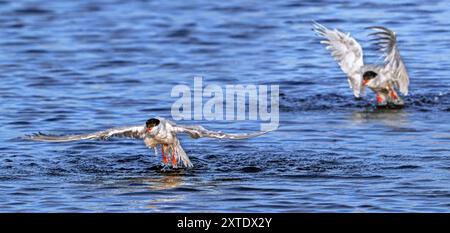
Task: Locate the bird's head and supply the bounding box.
[146,118,160,133]
[362,71,377,86]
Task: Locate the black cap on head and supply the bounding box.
[363,71,377,80]
[146,118,160,128]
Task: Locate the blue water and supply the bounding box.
[0,0,449,212]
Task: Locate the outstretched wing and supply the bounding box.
[26,125,146,142]
[174,125,269,140]
[367,26,409,95]
[313,22,365,97]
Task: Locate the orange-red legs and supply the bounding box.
[171,147,177,166]
[387,85,398,101]
[161,145,168,164]
[376,93,383,104]
[389,90,398,100]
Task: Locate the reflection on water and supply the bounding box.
[145,174,185,209]
[120,173,184,209]
[350,108,409,127]
[139,173,185,191]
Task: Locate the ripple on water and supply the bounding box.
[0,0,449,213]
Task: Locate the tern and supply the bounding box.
[312,22,410,107]
[27,117,269,168]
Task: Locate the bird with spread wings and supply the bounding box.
[27,117,270,168]
[313,22,410,107]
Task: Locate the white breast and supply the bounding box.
[144,137,159,148]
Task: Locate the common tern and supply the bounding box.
[27,117,269,168]
[313,22,410,107]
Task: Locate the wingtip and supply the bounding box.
[311,20,321,27]
[24,132,41,140]
[21,134,32,141]
[365,26,383,30]
[312,23,327,37]
[311,20,325,29]
[365,26,395,34]
[259,127,277,134]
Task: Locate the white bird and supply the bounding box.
[26,117,269,168]
[312,22,410,107]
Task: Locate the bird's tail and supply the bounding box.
[172,139,193,168]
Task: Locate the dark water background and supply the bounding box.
[0,0,449,212]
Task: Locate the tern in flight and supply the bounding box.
[27,117,269,168]
[313,22,410,107]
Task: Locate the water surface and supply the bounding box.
[0,0,449,212]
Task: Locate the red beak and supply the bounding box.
[147,127,152,133]
[363,80,368,86]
